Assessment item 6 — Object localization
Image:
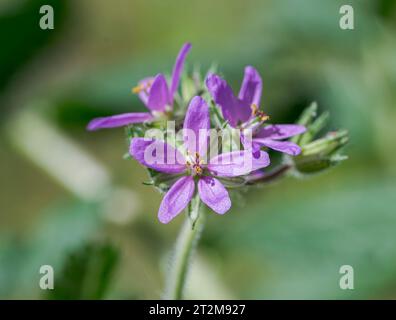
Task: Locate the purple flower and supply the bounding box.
[206,66,306,155]
[130,96,270,223]
[87,43,192,130]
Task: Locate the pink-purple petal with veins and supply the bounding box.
[158,176,195,224]
[198,176,231,214]
[208,150,270,177]
[146,74,170,112]
[206,74,243,127]
[238,66,262,107]
[255,124,306,140]
[254,138,301,156]
[169,43,192,103]
[130,138,186,174]
[183,96,210,156]
[87,112,153,131]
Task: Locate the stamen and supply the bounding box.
[193,165,203,175]
[260,113,270,121]
[185,151,204,176]
[132,84,144,94]
[132,81,152,94]
[251,103,259,116]
[250,104,269,121]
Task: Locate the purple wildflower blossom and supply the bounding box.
[130,96,270,223]
[87,43,192,130]
[206,66,306,155]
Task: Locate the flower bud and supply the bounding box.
[289,103,349,175]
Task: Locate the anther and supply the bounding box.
[251,104,269,121]
[251,103,259,116]
[132,81,152,94]
[132,84,144,94]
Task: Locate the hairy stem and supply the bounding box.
[163,195,205,300]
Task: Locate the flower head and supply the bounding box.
[130,96,270,223]
[87,43,192,130]
[206,66,306,156]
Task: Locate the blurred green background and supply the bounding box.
[1,0,396,299]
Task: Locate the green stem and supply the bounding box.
[164,195,205,300]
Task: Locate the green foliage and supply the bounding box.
[0,0,68,94]
[216,177,396,299]
[0,200,102,298]
[46,242,119,300]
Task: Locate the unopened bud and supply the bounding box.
[292,130,349,174]
[289,103,349,175]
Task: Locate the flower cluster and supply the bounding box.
[88,43,347,224]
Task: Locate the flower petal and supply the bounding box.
[255,124,306,140]
[254,138,301,156]
[158,176,195,224]
[130,138,186,174]
[183,96,210,156]
[147,74,170,112]
[208,150,270,177]
[240,130,262,154]
[206,73,250,127]
[238,66,262,106]
[198,177,231,214]
[87,112,153,131]
[169,43,192,103]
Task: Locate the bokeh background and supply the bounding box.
[1,0,396,299]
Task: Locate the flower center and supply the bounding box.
[132,80,153,94]
[186,152,204,176]
[251,103,270,122]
